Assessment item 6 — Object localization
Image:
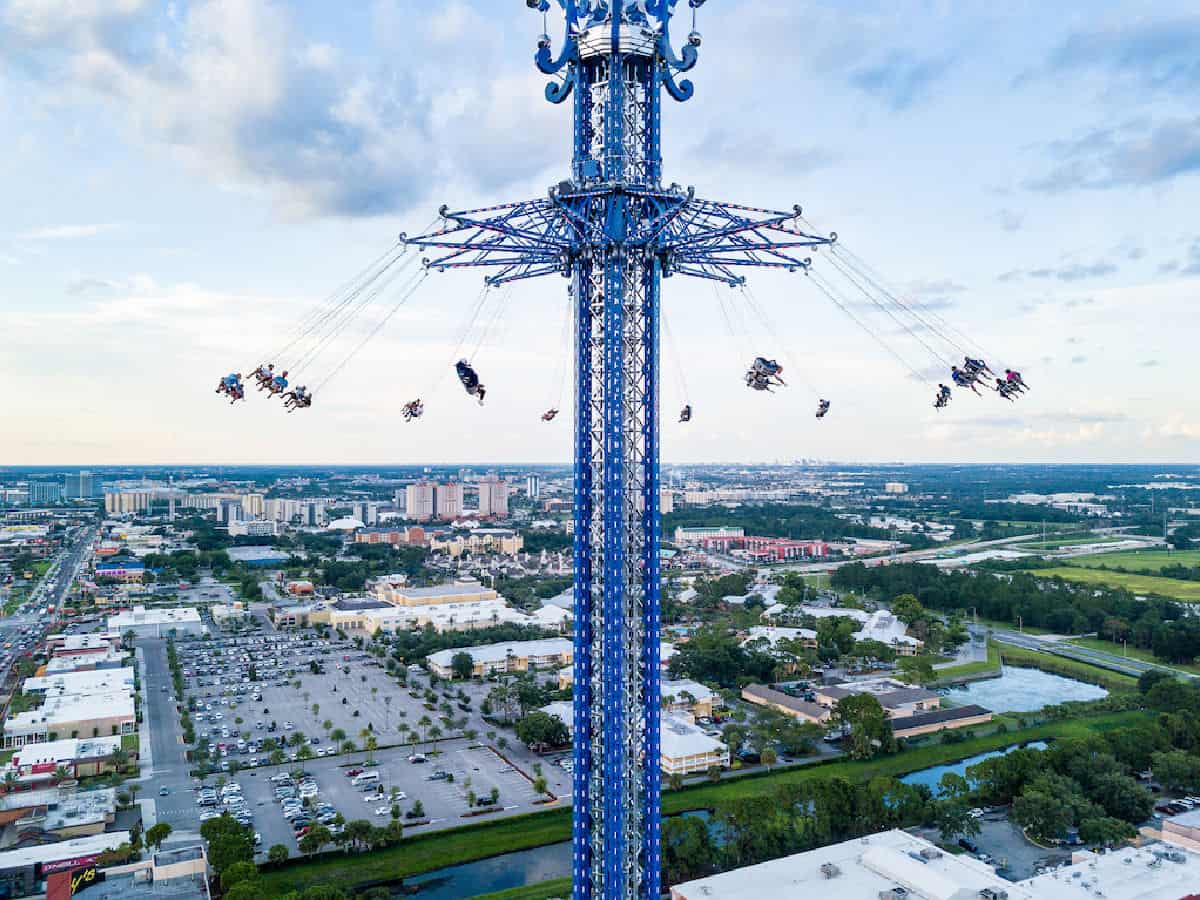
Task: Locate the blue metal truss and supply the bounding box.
[401,3,834,897]
[411,193,835,287]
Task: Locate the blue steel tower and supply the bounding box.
[404,3,834,896]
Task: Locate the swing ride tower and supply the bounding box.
[403,3,835,896]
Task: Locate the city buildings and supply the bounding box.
[103,491,152,515]
[435,481,464,520]
[525,474,541,500]
[93,558,145,583]
[107,606,203,638]
[62,471,98,500]
[673,526,745,545]
[3,690,136,748]
[477,475,510,517]
[660,713,730,775]
[227,519,279,537]
[427,637,574,678]
[405,482,436,521]
[883,481,909,494]
[428,528,523,558]
[369,579,498,607]
[27,482,63,505]
[354,525,426,546]
[6,736,124,782]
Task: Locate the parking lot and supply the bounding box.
[167,625,567,855]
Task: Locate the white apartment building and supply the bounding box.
[428,638,574,678]
[477,476,510,517]
[435,482,464,520]
[406,483,436,521]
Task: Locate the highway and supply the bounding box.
[992,629,1197,681]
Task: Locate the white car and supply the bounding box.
[374,806,391,816]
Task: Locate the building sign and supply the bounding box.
[40,854,100,876]
[70,865,104,895]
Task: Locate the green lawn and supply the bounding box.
[1066,549,1200,573]
[256,711,1149,897]
[1014,536,1123,551]
[998,644,1139,691]
[975,617,1056,636]
[1066,636,1200,675]
[933,642,1001,684]
[31,560,52,577]
[1029,567,1200,603]
[471,879,571,900]
[121,733,139,753]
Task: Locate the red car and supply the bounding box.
[345,768,363,778]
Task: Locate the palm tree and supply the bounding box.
[53,765,70,783]
[416,715,432,745]
[383,695,392,728]
[365,735,378,765]
[427,726,442,753]
[2,772,17,795]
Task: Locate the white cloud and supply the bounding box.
[1158,416,1200,440]
[19,223,118,240]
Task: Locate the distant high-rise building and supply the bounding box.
[526,474,541,500]
[353,502,380,526]
[105,491,152,515]
[63,471,98,500]
[216,500,244,524]
[302,501,326,527]
[660,488,675,515]
[435,482,464,520]
[28,482,63,505]
[406,483,436,522]
[883,482,909,495]
[478,476,509,518]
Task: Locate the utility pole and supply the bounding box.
[403,4,835,896]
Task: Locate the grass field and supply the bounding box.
[257,711,1149,896]
[1029,567,1200,602]
[933,642,1001,684]
[1066,549,1200,573]
[997,644,1139,691]
[1067,636,1200,675]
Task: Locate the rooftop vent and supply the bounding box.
[919,847,943,860]
[879,889,909,900]
[819,862,840,879]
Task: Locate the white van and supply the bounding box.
[353,772,380,788]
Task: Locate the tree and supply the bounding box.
[267,843,290,866]
[1012,789,1073,843]
[533,775,548,795]
[298,825,332,856]
[145,822,172,851]
[890,594,925,625]
[200,814,254,875]
[450,652,474,680]
[1092,772,1153,824]
[760,748,777,771]
[1078,816,1136,848]
[662,815,718,886]
[220,861,259,893]
[668,772,684,791]
[830,694,896,760]
[934,798,981,842]
[897,655,937,687]
[515,711,570,751]
[1152,750,1200,792]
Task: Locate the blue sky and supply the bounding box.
[2,0,1198,465]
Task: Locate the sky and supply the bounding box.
[1,0,1198,466]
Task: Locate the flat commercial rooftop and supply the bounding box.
[671,829,1022,900]
[672,830,1200,900]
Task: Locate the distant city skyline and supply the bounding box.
[2,1,1198,464]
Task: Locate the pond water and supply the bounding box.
[941,665,1107,713]
[901,741,1048,794]
[399,840,571,899]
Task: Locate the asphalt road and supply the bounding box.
[993,629,1198,681]
[139,637,202,833]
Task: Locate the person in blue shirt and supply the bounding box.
[950,365,982,396]
[934,384,952,409]
[678,405,692,423]
[816,399,831,419]
[216,373,244,403]
[269,371,289,395]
